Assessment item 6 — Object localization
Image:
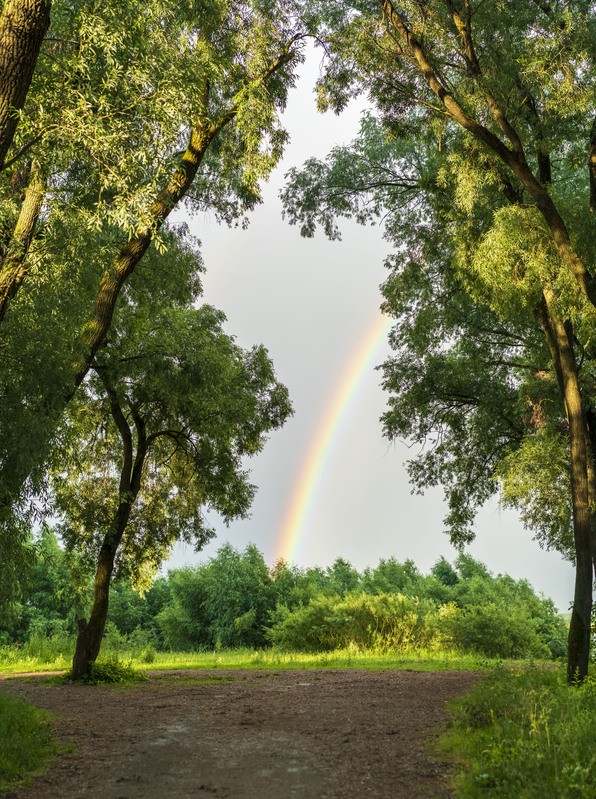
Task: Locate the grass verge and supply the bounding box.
[441,665,596,798]
[0,646,550,674]
[0,692,55,792]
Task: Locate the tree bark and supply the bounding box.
[71,529,121,680]
[71,368,147,680]
[590,118,596,214]
[0,160,45,322]
[539,291,593,682]
[0,0,51,170]
[583,407,596,579]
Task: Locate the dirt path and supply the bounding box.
[1,669,480,799]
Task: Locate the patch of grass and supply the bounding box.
[1,646,554,675]
[441,665,596,798]
[0,692,55,792]
[63,657,146,685]
[130,648,539,672]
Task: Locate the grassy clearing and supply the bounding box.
[0,645,552,674]
[442,665,596,799]
[0,692,55,792]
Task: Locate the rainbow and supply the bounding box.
[275,312,393,564]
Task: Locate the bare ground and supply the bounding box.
[0,669,480,799]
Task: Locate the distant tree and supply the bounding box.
[325,557,361,596]
[361,557,422,595]
[0,526,86,643]
[199,544,275,648]
[431,558,459,588]
[156,568,210,651]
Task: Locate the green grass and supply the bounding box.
[132,647,505,671]
[441,664,596,799]
[0,645,556,675]
[0,692,55,792]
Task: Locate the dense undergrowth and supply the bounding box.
[443,665,596,799]
[1,534,569,668]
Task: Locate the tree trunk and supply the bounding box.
[0,160,45,321]
[539,292,593,682]
[71,537,117,680]
[71,372,147,680]
[583,408,596,579]
[0,0,51,170]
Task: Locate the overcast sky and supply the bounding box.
[167,47,575,612]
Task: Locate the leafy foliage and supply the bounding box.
[0,0,305,595]
[2,537,565,661]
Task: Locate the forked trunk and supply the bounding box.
[71,538,117,680]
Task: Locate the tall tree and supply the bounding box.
[51,254,291,679]
[283,38,594,680]
[0,1,305,594]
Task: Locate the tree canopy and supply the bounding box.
[283,0,595,679]
[0,0,306,600]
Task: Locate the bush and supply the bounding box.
[66,657,144,685]
[267,592,444,652]
[20,631,73,663]
[446,602,550,659]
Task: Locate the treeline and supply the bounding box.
[1,529,567,661]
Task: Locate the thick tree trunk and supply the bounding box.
[0,0,51,170]
[583,409,596,579]
[71,496,137,680]
[539,292,593,682]
[590,118,596,214]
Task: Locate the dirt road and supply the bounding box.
[1,669,480,798]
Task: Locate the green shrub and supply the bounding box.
[140,646,157,664]
[20,631,73,663]
[66,657,144,684]
[446,602,550,659]
[267,592,444,652]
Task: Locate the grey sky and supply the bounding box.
[166,48,575,612]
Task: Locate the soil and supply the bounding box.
[0,669,480,799]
